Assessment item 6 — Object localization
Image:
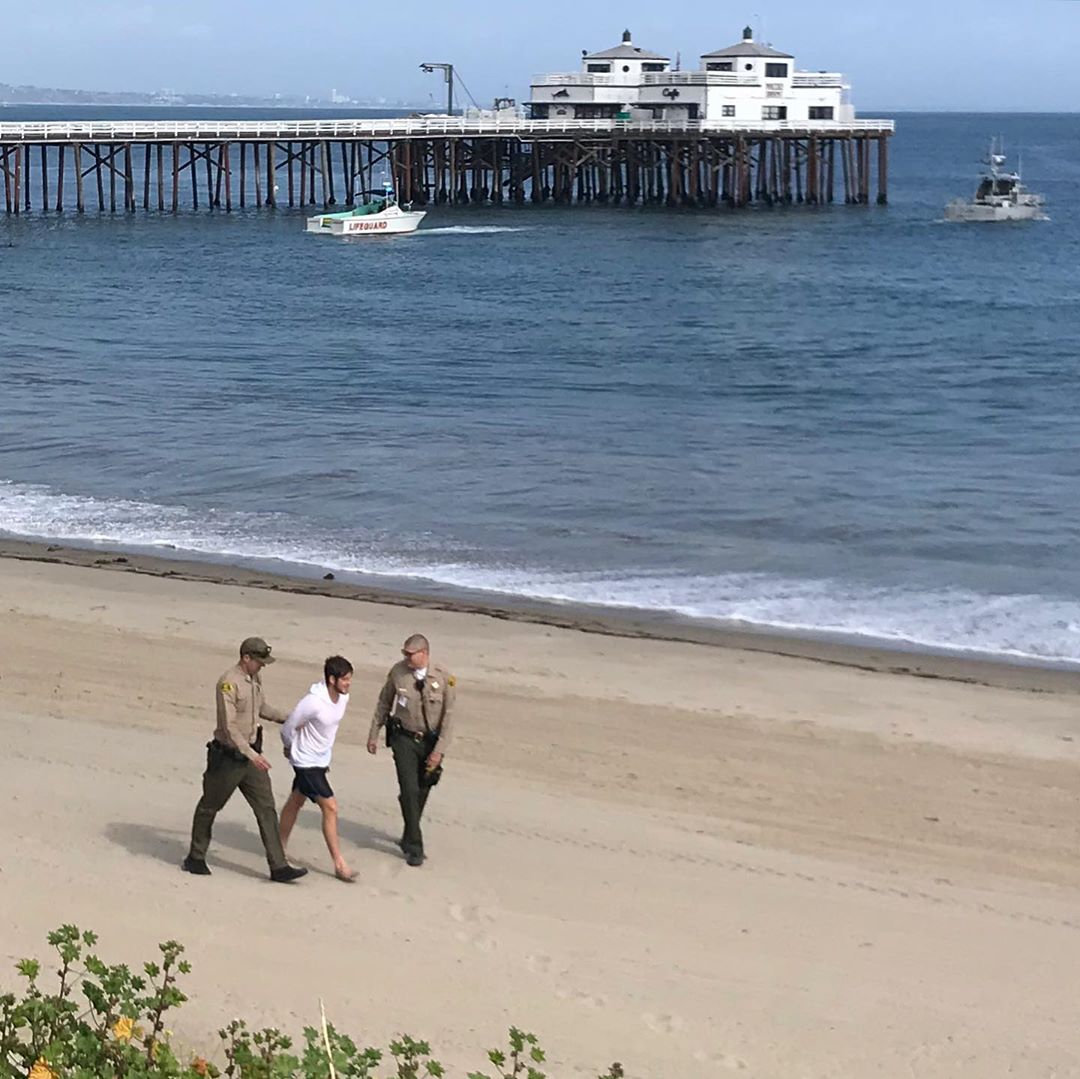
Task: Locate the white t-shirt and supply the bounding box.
[281,680,349,769]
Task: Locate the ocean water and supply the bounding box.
[2,111,1080,666]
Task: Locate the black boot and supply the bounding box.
[270,865,308,883]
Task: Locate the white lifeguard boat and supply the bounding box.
[944,139,1046,223]
[307,183,426,236]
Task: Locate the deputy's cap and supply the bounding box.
[239,636,276,664]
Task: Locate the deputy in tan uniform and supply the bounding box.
[368,633,456,866]
[183,637,308,883]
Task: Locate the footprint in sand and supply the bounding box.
[556,988,607,1009]
[452,927,498,953]
[449,901,498,925]
[642,1012,686,1034]
[692,1049,747,1071]
[448,902,501,951]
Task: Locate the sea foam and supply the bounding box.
[2,480,1078,668]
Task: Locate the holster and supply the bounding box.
[208,740,249,766]
[419,728,442,787]
[387,721,440,756]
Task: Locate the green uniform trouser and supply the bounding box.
[391,732,434,857]
[188,742,287,871]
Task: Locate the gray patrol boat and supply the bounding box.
[945,140,1046,223]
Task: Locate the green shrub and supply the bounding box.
[0,927,625,1079]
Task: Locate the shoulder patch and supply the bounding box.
[220,682,233,695]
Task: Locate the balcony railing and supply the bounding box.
[534,70,849,90]
[791,73,847,88]
[641,72,759,87]
[531,73,620,86]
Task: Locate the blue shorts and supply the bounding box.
[292,767,334,803]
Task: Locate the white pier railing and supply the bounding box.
[791,73,846,88]
[532,73,621,86]
[0,117,895,143]
[641,73,760,87]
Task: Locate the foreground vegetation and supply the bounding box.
[1,927,626,1079]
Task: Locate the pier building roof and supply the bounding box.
[703,26,792,60]
[585,29,669,62]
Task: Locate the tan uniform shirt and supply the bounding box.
[214,662,288,762]
[369,660,456,757]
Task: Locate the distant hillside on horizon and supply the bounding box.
[0,82,419,109]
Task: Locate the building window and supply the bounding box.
[808,106,835,120]
[586,63,611,73]
[622,65,631,72]
[722,105,736,117]
[642,62,666,72]
[762,106,787,120]
[745,63,754,71]
[765,63,789,78]
[574,103,623,119]
[706,61,734,72]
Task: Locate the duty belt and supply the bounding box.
[390,720,432,744]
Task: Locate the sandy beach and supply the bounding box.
[4,546,1080,1077]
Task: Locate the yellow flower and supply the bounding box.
[29,1060,56,1079]
[112,1015,136,1042]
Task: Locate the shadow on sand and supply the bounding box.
[105,821,267,881]
[106,815,400,880]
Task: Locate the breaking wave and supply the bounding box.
[2,480,1079,668]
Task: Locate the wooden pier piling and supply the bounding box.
[0,118,893,218]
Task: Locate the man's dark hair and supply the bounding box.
[324,655,353,683]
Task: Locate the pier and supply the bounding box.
[0,117,894,213]
[0,116,893,215]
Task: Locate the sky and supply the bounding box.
[1,0,1079,111]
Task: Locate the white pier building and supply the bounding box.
[530,26,855,128]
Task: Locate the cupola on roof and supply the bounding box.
[584,29,669,61]
[702,25,793,59]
